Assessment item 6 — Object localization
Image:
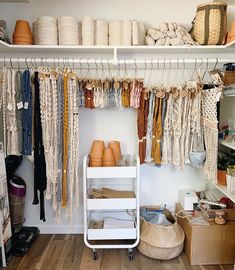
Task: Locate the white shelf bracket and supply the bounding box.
[112,48,118,66]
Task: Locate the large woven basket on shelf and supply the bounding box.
[192,2,227,45]
[137,217,185,260]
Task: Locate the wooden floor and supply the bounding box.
[5,235,234,270]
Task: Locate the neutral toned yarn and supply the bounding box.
[58,16,78,45]
[132,20,146,45]
[146,22,197,46]
[38,16,58,45]
[122,20,132,45]
[109,20,122,45]
[82,16,95,45]
[32,21,39,45]
[95,19,108,46]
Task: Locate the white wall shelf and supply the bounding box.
[1,40,235,60]
[219,140,235,151]
[208,180,235,203]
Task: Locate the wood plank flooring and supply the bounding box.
[5,235,234,270]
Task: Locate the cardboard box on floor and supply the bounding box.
[176,203,235,265]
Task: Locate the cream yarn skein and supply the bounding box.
[95,19,108,46]
[109,20,122,45]
[58,16,78,45]
[82,16,95,45]
[38,16,58,45]
[122,20,132,45]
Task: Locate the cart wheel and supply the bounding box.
[92,250,98,260]
[128,251,133,260]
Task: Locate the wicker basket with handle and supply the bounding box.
[192,2,227,45]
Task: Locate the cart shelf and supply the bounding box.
[87,198,137,210]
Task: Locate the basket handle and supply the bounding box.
[217,5,227,45]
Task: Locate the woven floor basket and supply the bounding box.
[137,217,185,260]
[192,2,227,45]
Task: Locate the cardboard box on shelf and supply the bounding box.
[176,203,235,265]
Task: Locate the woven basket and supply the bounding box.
[223,71,235,86]
[192,2,227,45]
[137,217,185,260]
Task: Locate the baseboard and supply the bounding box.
[23,223,84,234]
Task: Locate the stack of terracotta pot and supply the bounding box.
[227,21,235,44]
[13,20,33,45]
[89,140,121,167]
[89,140,105,167]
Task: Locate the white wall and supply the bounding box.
[0,0,234,233]
[1,0,235,35]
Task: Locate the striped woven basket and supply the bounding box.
[137,217,185,260]
[192,2,227,45]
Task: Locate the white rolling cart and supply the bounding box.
[83,154,140,260]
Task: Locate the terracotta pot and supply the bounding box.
[217,170,227,185]
[13,36,33,42]
[90,140,105,158]
[13,41,33,45]
[226,32,232,44]
[13,37,33,45]
[231,21,235,37]
[103,147,115,164]
[13,20,33,39]
[103,162,116,167]
[90,157,102,162]
[231,35,235,42]
[90,161,102,167]
[108,141,121,163]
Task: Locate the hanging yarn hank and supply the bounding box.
[202,86,222,181]
[171,87,182,166]
[145,90,155,163]
[6,68,22,155]
[39,73,53,201]
[33,72,47,222]
[151,89,164,165]
[22,70,33,155]
[62,71,69,207]
[161,90,173,165]
[137,89,149,164]
[0,68,7,154]
[67,74,79,219]
[179,86,191,168]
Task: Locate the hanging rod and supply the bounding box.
[0,57,234,66]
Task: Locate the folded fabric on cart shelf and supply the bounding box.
[90,221,103,229]
[90,187,135,199]
[103,217,135,229]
